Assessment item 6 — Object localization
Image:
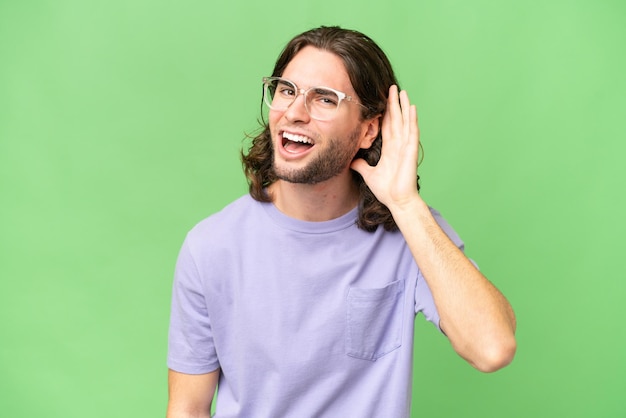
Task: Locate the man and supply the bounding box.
[167,26,516,418]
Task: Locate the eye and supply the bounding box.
[277,81,296,97]
[312,88,339,107]
[278,87,295,97]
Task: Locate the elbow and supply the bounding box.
[472,335,517,373]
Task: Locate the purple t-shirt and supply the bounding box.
[168,195,466,417]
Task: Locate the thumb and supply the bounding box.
[350,158,373,179]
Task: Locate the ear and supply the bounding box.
[358,115,380,149]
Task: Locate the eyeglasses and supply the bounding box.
[262,77,366,121]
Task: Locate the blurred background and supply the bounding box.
[1,0,624,416]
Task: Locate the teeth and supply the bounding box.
[283,132,312,144]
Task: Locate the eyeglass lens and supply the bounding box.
[264,78,340,120]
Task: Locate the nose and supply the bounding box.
[283,89,311,122]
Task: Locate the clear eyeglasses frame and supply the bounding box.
[262,77,367,121]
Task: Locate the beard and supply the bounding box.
[272,127,362,185]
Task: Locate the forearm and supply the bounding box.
[391,196,517,372]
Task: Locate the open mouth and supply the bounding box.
[282,131,314,154]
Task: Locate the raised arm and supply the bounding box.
[351,86,516,372]
[167,368,220,418]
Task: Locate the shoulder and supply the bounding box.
[185,194,264,243]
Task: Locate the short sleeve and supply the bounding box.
[414,207,478,330]
[167,237,220,374]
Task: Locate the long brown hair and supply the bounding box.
[241,26,420,232]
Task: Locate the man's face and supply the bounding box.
[268,46,376,185]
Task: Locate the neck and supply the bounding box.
[268,174,359,222]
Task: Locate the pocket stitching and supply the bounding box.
[345,279,405,361]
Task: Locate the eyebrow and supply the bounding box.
[277,79,293,87]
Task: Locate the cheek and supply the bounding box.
[268,109,283,128]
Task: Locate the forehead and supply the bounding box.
[282,46,353,92]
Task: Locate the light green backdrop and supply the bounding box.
[1,1,624,417]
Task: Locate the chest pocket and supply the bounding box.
[346,279,405,361]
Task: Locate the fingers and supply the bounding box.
[386,85,399,122]
[410,102,419,150]
[399,89,411,141]
[381,86,396,139]
[384,85,419,144]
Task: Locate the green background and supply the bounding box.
[1,0,624,417]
